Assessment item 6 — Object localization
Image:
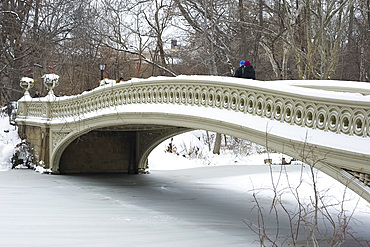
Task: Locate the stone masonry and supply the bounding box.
[59,131,135,174]
[18,125,49,166]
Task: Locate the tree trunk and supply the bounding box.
[238,0,246,58]
[213,133,221,155]
[206,131,211,152]
[254,0,263,65]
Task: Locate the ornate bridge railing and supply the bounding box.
[17,76,370,138]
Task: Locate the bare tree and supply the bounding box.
[0,0,35,103]
[92,0,178,78]
[142,0,176,76]
[336,0,368,81]
[244,132,362,246]
[281,0,357,80]
[1,0,368,105]
[0,0,101,101]
[174,0,239,76]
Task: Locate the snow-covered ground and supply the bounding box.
[148,131,370,245]
[0,107,369,246]
[0,108,21,171]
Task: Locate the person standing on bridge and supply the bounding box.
[34,90,41,98]
[242,60,255,80]
[234,60,245,78]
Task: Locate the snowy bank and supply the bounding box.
[0,109,21,171]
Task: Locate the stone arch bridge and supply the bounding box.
[15,76,370,202]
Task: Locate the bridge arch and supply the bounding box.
[50,107,369,202]
[56,125,192,174]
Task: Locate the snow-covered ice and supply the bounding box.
[0,164,369,246]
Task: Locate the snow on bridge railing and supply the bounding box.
[16,76,370,138]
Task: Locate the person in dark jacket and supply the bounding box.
[242,60,255,79]
[234,60,245,78]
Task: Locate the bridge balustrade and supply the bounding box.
[17,76,370,138]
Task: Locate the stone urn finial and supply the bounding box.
[20,77,35,96]
[42,73,59,94]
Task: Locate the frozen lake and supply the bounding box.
[0,165,369,247]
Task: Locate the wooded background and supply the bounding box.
[1,0,369,104]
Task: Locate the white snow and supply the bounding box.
[42,73,59,81]
[20,77,34,83]
[0,109,21,171]
[146,130,370,244]
[99,78,117,87]
[148,130,369,205]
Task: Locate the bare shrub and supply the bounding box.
[243,132,365,246]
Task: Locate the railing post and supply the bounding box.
[46,101,51,120]
[16,96,29,121]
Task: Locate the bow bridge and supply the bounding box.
[15,76,370,202]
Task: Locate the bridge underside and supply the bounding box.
[58,125,190,174]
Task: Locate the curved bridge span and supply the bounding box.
[16,76,370,202]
